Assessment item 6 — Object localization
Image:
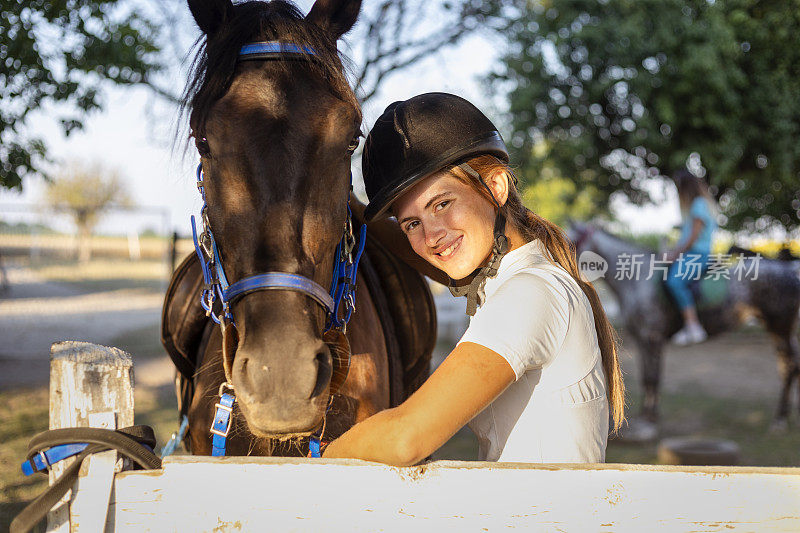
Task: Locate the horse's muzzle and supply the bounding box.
[231,335,332,435]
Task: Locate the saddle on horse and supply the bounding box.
[161,199,438,414]
[660,264,729,311]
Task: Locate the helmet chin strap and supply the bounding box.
[448,163,510,316]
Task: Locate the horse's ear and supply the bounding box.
[187,0,234,38]
[306,0,362,39]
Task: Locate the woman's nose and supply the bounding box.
[424,221,447,248]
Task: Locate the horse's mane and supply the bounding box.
[182,0,360,137]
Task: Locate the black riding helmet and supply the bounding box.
[362,92,511,315]
[362,92,509,221]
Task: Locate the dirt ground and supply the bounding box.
[0,261,166,389]
[621,326,783,402]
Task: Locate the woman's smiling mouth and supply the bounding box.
[434,236,463,261]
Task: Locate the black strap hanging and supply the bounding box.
[11,426,161,533]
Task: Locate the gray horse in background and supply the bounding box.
[570,222,800,439]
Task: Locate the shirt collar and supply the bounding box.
[479,238,549,304]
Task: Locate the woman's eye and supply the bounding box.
[404,221,419,232]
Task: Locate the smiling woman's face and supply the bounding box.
[393,171,498,280]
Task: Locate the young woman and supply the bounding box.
[665,169,718,345]
[323,92,625,465]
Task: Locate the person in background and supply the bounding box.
[665,168,718,345]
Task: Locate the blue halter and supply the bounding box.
[190,41,366,457]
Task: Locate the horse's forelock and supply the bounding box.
[182,0,360,138]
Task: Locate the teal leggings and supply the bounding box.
[665,252,709,310]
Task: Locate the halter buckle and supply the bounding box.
[200,232,214,259]
[38,451,50,470]
[210,403,233,438]
[211,385,235,438]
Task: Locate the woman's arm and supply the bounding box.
[322,341,516,465]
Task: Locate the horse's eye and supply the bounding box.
[196,137,211,157]
[347,135,360,155]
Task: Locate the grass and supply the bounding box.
[0,387,50,503]
[433,427,480,461]
[111,324,171,360]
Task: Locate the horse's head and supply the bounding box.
[186,0,362,437]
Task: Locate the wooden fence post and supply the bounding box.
[47,341,134,533]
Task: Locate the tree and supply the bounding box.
[519,140,601,226]
[492,0,800,231]
[2,0,510,191]
[45,163,131,262]
[0,0,163,190]
[347,0,507,103]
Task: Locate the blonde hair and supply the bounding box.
[450,155,626,432]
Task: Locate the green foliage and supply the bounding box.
[0,0,163,189]
[0,220,55,234]
[519,141,602,225]
[493,0,800,231]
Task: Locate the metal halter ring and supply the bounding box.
[218,382,235,397]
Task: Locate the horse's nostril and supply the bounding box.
[239,356,256,391]
[310,348,332,399]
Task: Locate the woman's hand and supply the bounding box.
[322,342,516,466]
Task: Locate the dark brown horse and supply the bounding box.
[163,0,438,456]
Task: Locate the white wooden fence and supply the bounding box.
[44,342,800,532]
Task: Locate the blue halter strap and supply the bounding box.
[192,41,366,458]
[239,42,317,58]
[20,443,89,476]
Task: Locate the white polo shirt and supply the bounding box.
[457,239,609,463]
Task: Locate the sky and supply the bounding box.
[0,0,681,237]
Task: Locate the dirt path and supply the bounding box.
[0,266,163,388]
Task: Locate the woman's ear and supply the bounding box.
[486,168,511,207]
